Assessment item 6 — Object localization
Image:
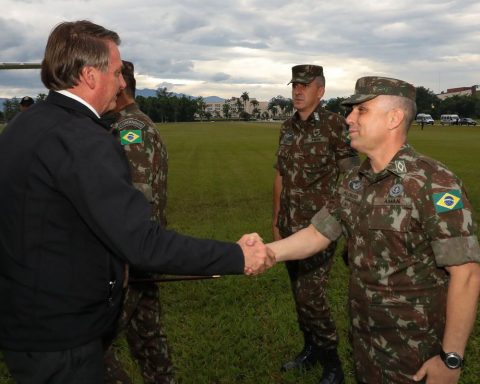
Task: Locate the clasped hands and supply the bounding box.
[237,233,276,276]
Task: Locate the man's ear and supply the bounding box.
[317,86,325,101]
[387,107,405,130]
[80,66,96,89]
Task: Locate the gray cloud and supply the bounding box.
[1,0,479,101]
[211,72,231,82]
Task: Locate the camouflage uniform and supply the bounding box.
[311,144,480,383]
[275,103,359,350]
[104,102,175,384]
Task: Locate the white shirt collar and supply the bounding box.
[55,90,100,118]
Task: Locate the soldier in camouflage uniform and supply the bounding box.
[268,76,480,383]
[273,64,359,384]
[103,61,175,384]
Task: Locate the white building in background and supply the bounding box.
[205,97,272,119]
[436,85,479,100]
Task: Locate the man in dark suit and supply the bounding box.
[0,20,274,384]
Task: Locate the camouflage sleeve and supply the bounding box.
[274,122,288,172]
[420,164,480,267]
[310,206,343,241]
[148,130,168,226]
[122,122,168,226]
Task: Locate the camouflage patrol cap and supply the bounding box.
[341,76,416,106]
[288,64,324,85]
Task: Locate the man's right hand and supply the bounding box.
[237,233,276,276]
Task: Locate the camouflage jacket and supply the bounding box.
[275,104,359,235]
[112,103,168,227]
[312,144,480,382]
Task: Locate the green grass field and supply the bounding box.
[0,121,479,383]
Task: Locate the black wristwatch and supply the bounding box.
[440,350,464,369]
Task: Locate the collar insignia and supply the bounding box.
[394,160,407,174]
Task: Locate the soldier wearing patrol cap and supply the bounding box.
[268,76,480,383]
[103,60,175,384]
[273,64,359,384]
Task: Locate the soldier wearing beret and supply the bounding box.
[272,64,359,384]
[103,60,175,384]
[268,76,480,383]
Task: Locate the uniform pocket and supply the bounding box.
[369,198,412,232]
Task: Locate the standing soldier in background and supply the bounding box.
[273,64,359,384]
[19,96,35,112]
[103,60,175,384]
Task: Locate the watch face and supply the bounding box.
[444,353,462,369]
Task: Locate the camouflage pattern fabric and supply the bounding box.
[311,144,480,383]
[275,105,359,349]
[104,103,174,384]
[288,64,324,84]
[342,76,416,106]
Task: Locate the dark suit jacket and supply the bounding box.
[0,91,243,351]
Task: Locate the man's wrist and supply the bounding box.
[439,349,464,369]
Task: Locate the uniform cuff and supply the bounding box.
[310,207,342,241]
[432,235,480,267]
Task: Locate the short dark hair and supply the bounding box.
[121,60,136,98]
[20,96,35,107]
[41,20,120,90]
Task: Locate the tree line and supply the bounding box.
[324,86,480,119]
[3,86,479,124]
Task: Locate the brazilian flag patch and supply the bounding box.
[120,130,142,145]
[432,190,463,213]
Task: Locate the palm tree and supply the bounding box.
[196,96,207,121]
[241,91,249,112]
[235,98,243,117]
[269,105,278,119]
[284,98,294,117]
[250,99,260,119]
[222,103,231,119]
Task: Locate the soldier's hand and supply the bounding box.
[413,355,461,383]
[237,233,276,275]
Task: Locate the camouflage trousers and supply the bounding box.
[349,285,446,384]
[104,278,175,384]
[284,239,339,350]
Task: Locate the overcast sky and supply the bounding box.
[1,0,479,101]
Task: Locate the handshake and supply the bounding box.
[237,233,276,276]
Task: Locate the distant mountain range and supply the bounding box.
[136,89,224,103]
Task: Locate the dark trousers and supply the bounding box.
[2,339,104,384]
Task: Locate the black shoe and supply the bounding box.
[318,364,345,384]
[280,344,322,372]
